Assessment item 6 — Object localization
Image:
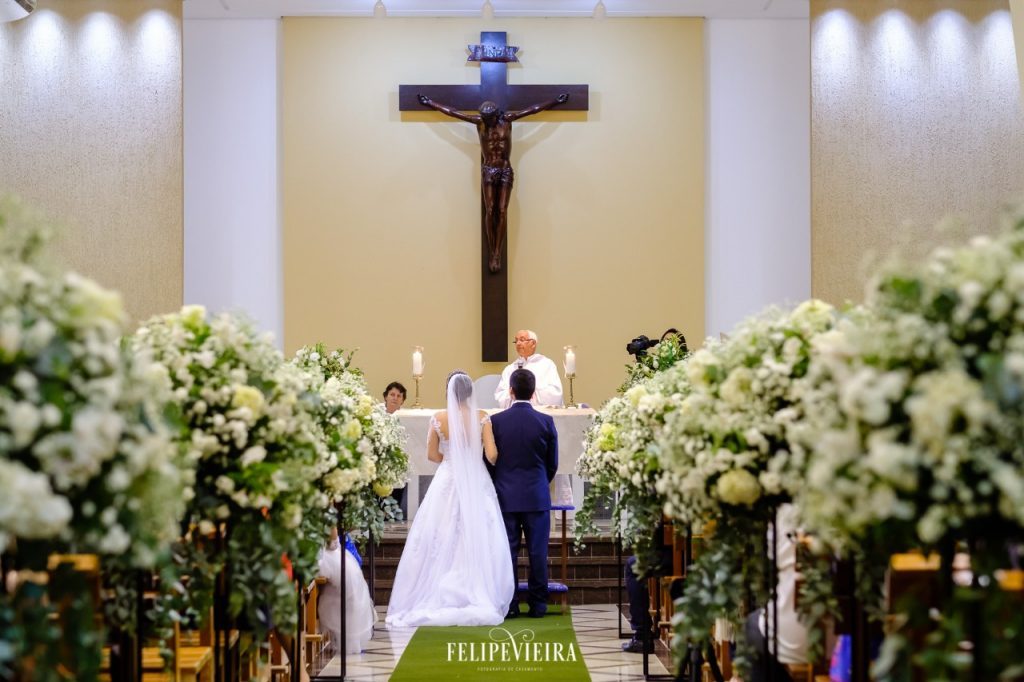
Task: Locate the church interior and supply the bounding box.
[2,0,1024,680]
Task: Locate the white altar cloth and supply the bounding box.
[393,406,596,520]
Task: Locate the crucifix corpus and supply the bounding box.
[399,32,589,362]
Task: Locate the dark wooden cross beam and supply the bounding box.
[399,31,589,362]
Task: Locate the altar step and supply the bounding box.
[361,534,624,606]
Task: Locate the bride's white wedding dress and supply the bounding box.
[385,374,514,627]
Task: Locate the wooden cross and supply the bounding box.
[399,32,589,362]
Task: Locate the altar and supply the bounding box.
[394,407,596,520]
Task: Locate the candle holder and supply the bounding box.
[411,345,424,407]
[563,345,578,408]
[565,373,578,408]
[412,374,423,408]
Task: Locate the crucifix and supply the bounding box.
[399,32,589,362]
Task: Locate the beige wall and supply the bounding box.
[0,0,183,322]
[1013,0,1024,111]
[811,0,1024,305]
[282,18,704,406]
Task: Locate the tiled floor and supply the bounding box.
[314,604,673,681]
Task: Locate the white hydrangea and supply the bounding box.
[0,201,183,571]
[656,302,835,525]
[794,214,1024,552]
[0,459,73,550]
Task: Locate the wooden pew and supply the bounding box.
[305,576,328,673]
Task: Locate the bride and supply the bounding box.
[385,371,514,627]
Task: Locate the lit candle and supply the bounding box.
[564,347,576,376]
[412,348,423,376]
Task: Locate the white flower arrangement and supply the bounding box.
[0,198,184,674]
[576,349,690,560]
[655,300,836,525]
[788,208,1024,681]
[130,307,330,637]
[647,301,835,654]
[290,345,408,538]
[794,214,1024,554]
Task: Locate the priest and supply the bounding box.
[495,329,564,408]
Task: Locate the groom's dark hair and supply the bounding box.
[509,368,535,401]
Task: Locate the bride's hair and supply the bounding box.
[446,370,473,404]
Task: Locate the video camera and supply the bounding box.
[626,328,689,359]
[625,335,659,358]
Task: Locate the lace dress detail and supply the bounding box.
[385,410,512,628]
[429,413,491,449]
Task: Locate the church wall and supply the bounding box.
[811,0,1024,306]
[183,18,283,344]
[1013,0,1024,112]
[281,18,705,405]
[0,0,183,322]
[705,18,811,338]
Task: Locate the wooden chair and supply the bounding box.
[997,569,1024,593]
[304,576,328,673]
[697,622,734,682]
[786,662,814,682]
[99,605,214,682]
[656,521,691,644]
[268,630,290,681]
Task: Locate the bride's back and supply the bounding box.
[433,409,489,441]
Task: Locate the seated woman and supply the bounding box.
[318,528,376,655]
[383,381,407,414]
[381,381,409,513]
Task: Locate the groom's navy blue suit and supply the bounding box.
[489,401,559,615]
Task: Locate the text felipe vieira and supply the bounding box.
[445,628,579,663]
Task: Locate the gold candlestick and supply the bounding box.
[565,373,577,408]
[412,374,423,408]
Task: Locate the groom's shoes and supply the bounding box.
[526,607,546,618]
[505,606,520,620]
[622,634,656,654]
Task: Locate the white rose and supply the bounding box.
[0,321,21,357]
[40,404,60,428]
[24,319,56,351]
[240,445,267,467]
[107,466,131,492]
[342,419,363,441]
[66,273,124,323]
[716,469,761,507]
[916,506,947,544]
[320,377,345,404]
[790,299,834,334]
[12,371,38,395]
[9,401,42,448]
[231,385,265,415]
[194,350,216,369]
[99,524,131,554]
[720,367,754,407]
[625,385,648,408]
[180,304,207,328]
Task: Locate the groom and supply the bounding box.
[490,369,559,618]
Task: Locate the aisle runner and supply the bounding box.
[389,607,591,681]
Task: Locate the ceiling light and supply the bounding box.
[0,0,35,23]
